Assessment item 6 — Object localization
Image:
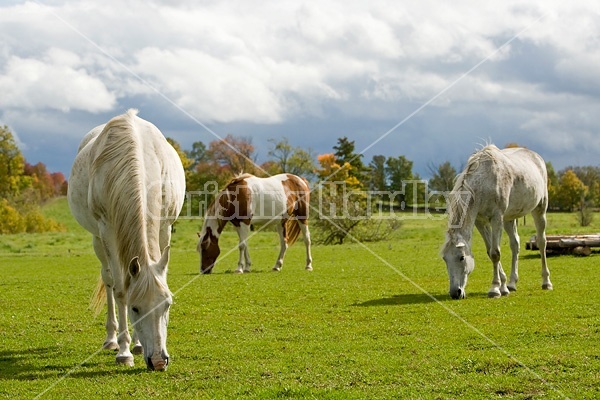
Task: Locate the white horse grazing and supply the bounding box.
[197,173,313,274]
[68,110,185,370]
[441,144,552,299]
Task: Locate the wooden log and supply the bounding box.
[526,234,600,253]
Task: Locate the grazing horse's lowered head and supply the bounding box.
[197,227,220,274]
[442,233,475,300]
[126,246,173,370]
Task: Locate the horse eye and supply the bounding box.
[132,307,139,314]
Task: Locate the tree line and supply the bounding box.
[170,135,592,211]
[0,124,597,234]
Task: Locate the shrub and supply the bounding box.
[0,198,65,234]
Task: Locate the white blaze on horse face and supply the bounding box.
[127,249,172,371]
[444,243,475,300]
[128,288,171,370]
[198,230,220,274]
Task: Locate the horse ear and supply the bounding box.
[129,257,141,277]
[157,245,170,273]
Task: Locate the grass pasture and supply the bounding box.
[0,198,599,399]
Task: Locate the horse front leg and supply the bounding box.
[114,290,134,366]
[487,215,508,298]
[504,219,520,292]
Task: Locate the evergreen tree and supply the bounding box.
[369,155,387,192]
[332,137,368,184]
[385,155,415,207]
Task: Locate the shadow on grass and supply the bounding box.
[0,347,147,381]
[353,291,492,306]
[183,269,270,276]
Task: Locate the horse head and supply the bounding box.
[197,227,220,274]
[442,234,475,300]
[126,246,172,371]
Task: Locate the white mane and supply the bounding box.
[90,109,150,270]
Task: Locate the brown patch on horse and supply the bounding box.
[220,177,252,227]
[281,174,310,245]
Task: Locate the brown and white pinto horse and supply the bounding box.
[196,173,313,274]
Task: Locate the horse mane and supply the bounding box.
[228,172,255,186]
[444,145,502,251]
[90,109,149,271]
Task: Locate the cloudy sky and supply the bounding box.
[1,0,599,179]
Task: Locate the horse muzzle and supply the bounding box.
[450,287,466,300]
[147,355,169,371]
[201,265,214,274]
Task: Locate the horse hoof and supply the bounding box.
[305,266,313,271]
[507,285,517,292]
[234,269,244,274]
[272,267,281,272]
[542,283,553,290]
[116,356,134,367]
[487,291,501,299]
[501,291,510,297]
[103,341,119,351]
[132,345,143,355]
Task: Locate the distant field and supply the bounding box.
[0,197,598,399]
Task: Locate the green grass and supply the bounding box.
[0,198,599,399]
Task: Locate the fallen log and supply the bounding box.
[526,234,600,256]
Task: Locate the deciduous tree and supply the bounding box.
[428,161,457,192]
[556,169,587,211]
[0,125,27,198]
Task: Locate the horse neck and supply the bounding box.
[204,198,228,237]
[447,179,478,246]
[113,190,156,269]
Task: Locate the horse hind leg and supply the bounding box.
[532,207,553,290]
[93,237,118,351]
[300,223,313,271]
[234,224,252,273]
[272,223,288,272]
[504,219,520,292]
[131,330,143,355]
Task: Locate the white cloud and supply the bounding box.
[0,48,115,112]
[2,0,600,176]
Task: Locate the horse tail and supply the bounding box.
[89,275,106,317]
[284,174,310,246]
[285,218,302,246]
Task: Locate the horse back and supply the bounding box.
[500,147,548,218]
[242,174,309,224]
